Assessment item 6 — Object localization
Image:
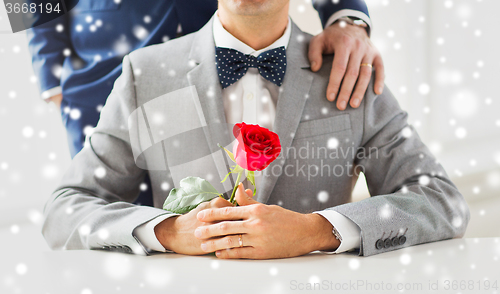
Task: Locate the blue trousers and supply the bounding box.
[60,99,154,207]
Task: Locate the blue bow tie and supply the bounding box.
[215,46,287,89]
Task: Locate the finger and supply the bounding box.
[308,34,324,72]
[336,50,364,110]
[201,234,250,253]
[210,196,233,208]
[326,48,350,102]
[194,220,246,239]
[373,55,385,95]
[216,246,256,259]
[350,58,374,108]
[245,189,253,198]
[235,183,259,206]
[197,205,249,222]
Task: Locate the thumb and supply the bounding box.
[235,183,259,206]
[308,34,325,72]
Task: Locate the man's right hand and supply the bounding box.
[44,93,63,108]
[154,197,233,255]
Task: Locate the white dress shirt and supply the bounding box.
[134,13,361,254]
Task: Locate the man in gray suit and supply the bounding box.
[42,0,470,258]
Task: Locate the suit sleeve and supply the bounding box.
[312,0,371,29]
[321,76,470,256]
[41,55,175,255]
[26,10,70,96]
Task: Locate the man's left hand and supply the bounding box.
[194,183,340,259]
[308,20,385,110]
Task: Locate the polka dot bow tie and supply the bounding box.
[215,46,287,89]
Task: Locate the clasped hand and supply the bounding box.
[194,183,340,259]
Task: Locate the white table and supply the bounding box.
[1,237,499,294]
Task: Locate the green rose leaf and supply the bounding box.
[163,177,221,214]
[246,170,256,196]
[218,143,236,163]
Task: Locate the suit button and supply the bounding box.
[384,238,392,248]
[375,239,384,250]
[399,235,407,245]
[391,237,399,247]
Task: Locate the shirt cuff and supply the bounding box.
[133,213,180,253]
[324,9,372,37]
[41,86,62,100]
[313,210,361,254]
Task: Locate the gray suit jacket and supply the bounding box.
[42,17,470,256]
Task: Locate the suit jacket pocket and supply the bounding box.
[294,114,351,140]
[75,0,121,11]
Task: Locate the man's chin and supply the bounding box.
[226,0,272,15]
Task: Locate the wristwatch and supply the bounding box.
[335,16,370,35]
[332,226,343,242]
[336,16,368,28]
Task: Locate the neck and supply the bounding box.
[217,6,289,51]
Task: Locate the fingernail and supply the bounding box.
[352,99,359,107]
[194,228,202,238]
[339,101,347,109]
[328,93,336,101]
[216,250,221,257]
[311,61,317,69]
[201,243,207,251]
[197,211,205,219]
[378,86,383,94]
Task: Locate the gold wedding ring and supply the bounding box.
[360,63,373,68]
[238,234,243,247]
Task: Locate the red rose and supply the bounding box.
[232,122,281,171]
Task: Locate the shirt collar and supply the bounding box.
[213,11,291,57]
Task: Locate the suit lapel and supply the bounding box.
[186,17,234,194]
[257,23,315,204]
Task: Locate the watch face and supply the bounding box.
[353,20,368,27]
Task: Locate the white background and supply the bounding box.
[0,0,499,245]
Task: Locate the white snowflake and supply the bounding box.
[1,162,9,170]
[269,267,278,276]
[210,260,220,269]
[419,175,430,186]
[401,127,412,138]
[79,224,91,236]
[400,253,411,265]
[41,164,59,179]
[327,137,339,149]
[317,191,329,203]
[94,167,106,178]
[70,108,81,120]
[418,83,430,95]
[8,90,17,99]
[455,127,467,139]
[10,224,20,234]
[161,182,170,191]
[308,275,320,284]
[348,259,360,270]
[15,263,27,275]
[22,126,34,138]
[98,228,109,240]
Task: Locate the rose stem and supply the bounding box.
[229,170,243,204]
